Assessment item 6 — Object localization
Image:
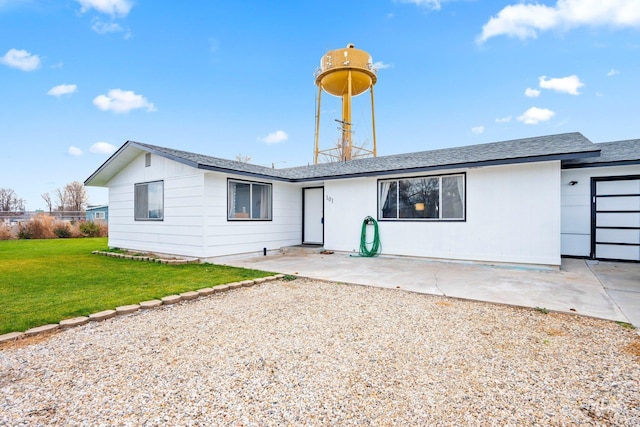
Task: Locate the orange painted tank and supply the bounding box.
[315,44,377,97]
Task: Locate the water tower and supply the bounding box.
[314,44,378,163]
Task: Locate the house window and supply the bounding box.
[228,179,272,220]
[94,211,106,220]
[145,153,151,167]
[135,181,164,220]
[379,174,465,221]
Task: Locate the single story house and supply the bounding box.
[85,205,109,222]
[84,132,640,266]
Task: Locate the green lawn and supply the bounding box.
[0,238,274,335]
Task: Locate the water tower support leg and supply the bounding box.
[314,86,323,164]
[370,84,377,157]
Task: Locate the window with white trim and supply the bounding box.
[94,211,106,220]
[228,179,272,220]
[379,174,465,220]
[134,181,164,220]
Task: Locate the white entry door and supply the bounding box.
[303,187,324,244]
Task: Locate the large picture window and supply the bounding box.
[135,181,164,220]
[228,179,272,220]
[379,174,465,221]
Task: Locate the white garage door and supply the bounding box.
[592,176,640,261]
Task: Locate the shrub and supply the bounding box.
[79,220,102,237]
[17,214,56,239]
[54,223,72,238]
[0,224,14,240]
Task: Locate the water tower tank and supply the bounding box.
[315,44,377,97]
[313,44,378,163]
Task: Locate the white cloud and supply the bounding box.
[471,126,485,135]
[607,68,620,76]
[90,141,117,154]
[517,107,555,124]
[525,88,540,98]
[395,0,443,10]
[68,146,83,156]
[495,116,512,123]
[539,75,584,95]
[372,61,392,70]
[478,0,640,43]
[259,130,288,144]
[47,84,78,97]
[93,89,156,113]
[76,0,132,17]
[0,48,40,71]
[91,19,123,34]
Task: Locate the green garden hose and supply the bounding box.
[356,216,381,257]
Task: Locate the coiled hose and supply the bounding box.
[357,216,381,257]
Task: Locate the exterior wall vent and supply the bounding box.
[145,153,151,167]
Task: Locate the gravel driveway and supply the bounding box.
[2,279,639,426]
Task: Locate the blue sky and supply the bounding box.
[1,0,639,210]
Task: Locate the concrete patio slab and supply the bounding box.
[214,252,634,325]
[587,261,640,328]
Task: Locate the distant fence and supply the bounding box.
[0,211,87,225]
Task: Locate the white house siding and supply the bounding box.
[561,164,639,257]
[107,153,207,257]
[324,161,562,266]
[202,174,302,257]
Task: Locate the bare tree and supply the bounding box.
[41,192,53,213]
[54,188,67,211]
[0,188,25,213]
[64,181,89,212]
[235,154,252,163]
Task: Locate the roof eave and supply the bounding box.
[197,164,293,182]
[562,159,640,169]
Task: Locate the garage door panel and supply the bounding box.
[597,196,640,211]
[597,180,640,195]
[593,176,640,262]
[596,228,640,244]
[596,244,639,261]
[596,212,640,228]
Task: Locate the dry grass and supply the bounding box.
[624,340,640,358]
[2,215,108,240]
[0,225,13,240]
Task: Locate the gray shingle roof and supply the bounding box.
[283,132,599,180]
[562,139,640,168]
[86,132,601,186]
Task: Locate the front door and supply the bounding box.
[303,187,324,244]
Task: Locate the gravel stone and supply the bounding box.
[1,279,638,426]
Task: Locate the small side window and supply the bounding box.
[135,181,163,220]
[145,153,151,167]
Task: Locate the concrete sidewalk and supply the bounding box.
[214,251,639,327]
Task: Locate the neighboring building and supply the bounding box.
[86,205,109,222]
[84,132,640,266]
